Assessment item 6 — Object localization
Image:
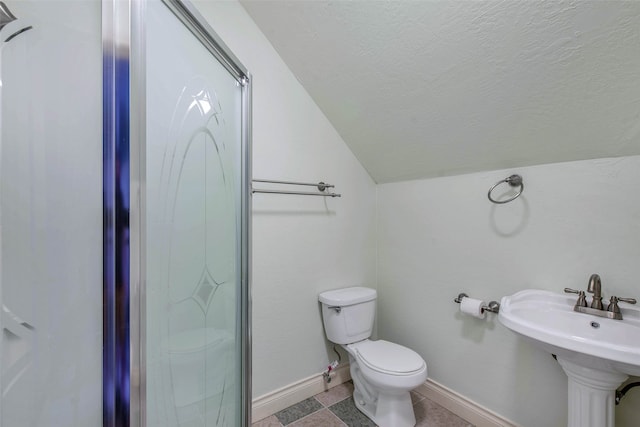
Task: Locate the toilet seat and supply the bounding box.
[352,340,425,375]
[346,339,427,392]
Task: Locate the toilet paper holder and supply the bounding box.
[454,293,500,314]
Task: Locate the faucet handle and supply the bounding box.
[607,296,637,314]
[564,288,588,307]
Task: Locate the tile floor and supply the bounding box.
[252,381,474,427]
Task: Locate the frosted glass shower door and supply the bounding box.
[0,0,102,425]
[144,2,248,426]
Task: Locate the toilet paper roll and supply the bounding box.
[460,297,486,319]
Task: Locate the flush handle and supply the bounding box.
[328,306,342,314]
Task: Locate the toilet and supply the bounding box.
[319,287,427,427]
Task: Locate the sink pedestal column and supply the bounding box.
[557,358,628,427]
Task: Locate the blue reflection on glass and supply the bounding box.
[103,50,130,426]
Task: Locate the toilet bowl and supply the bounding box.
[319,287,428,427]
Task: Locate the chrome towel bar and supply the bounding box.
[252,179,341,197]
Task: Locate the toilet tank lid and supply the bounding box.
[319,287,376,306]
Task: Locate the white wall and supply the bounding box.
[377,155,640,427]
[193,1,378,398]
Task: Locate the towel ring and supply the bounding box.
[487,174,524,204]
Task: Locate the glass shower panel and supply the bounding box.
[0,0,102,425]
[145,2,243,426]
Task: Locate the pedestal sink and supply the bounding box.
[498,289,640,427]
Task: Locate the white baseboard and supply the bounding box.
[251,363,352,422]
[415,379,521,427]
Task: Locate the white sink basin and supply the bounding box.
[499,289,640,376]
[499,289,640,427]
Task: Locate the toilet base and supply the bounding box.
[349,355,417,427]
[353,388,415,427]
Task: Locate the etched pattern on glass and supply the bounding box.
[145,2,242,425]
[0,1,102,425]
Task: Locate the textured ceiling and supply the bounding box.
[241,1,640,183]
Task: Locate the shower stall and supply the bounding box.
[0,0,251,425]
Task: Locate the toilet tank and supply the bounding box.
[318,287,376,344]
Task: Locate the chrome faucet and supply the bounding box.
[587,274,603,310]
[565,273,637,320]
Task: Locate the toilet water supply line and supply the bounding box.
[323,345,342,383]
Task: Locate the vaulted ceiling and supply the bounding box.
[240,1,640,183]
